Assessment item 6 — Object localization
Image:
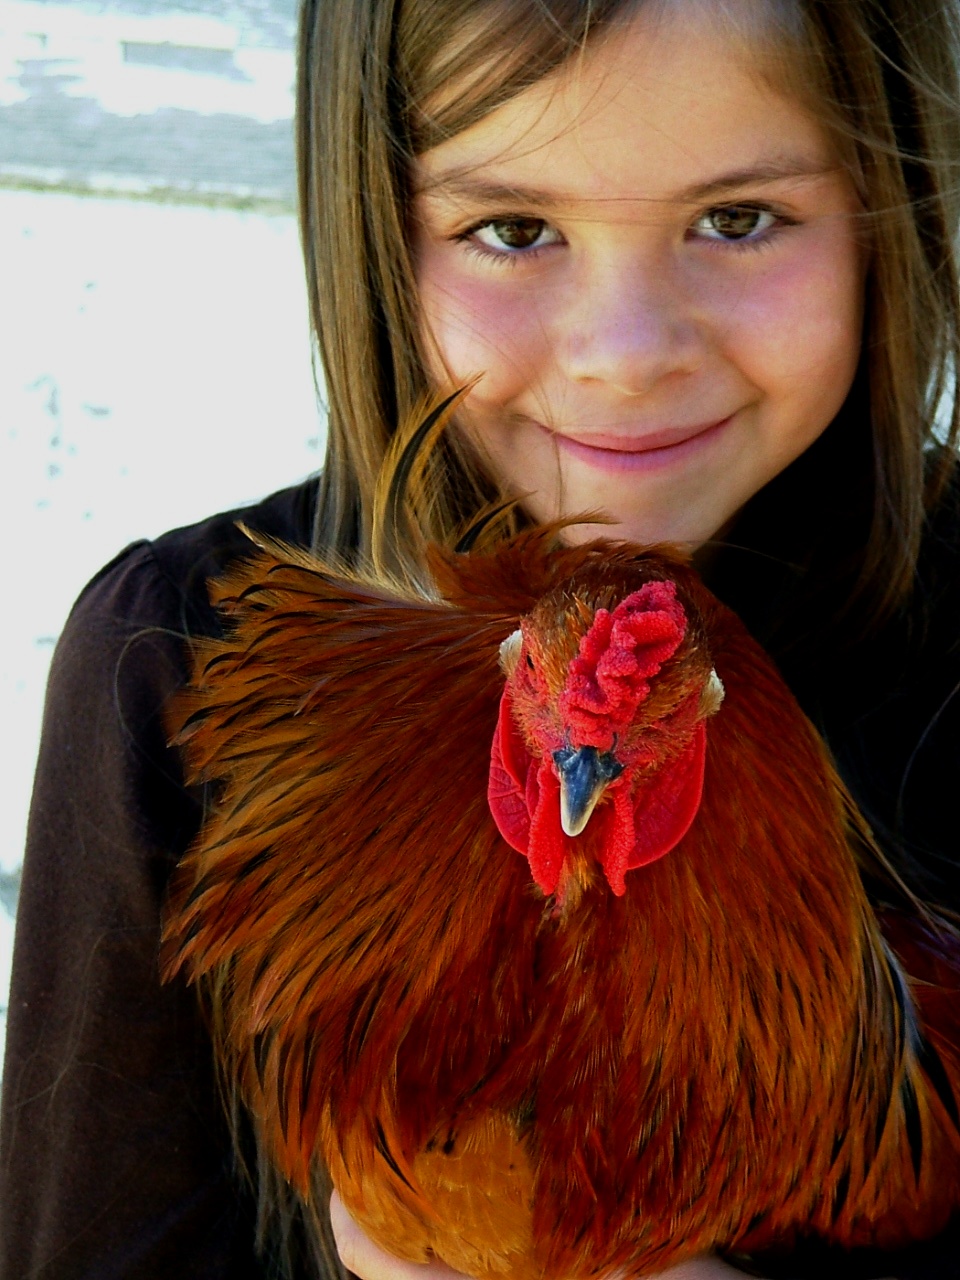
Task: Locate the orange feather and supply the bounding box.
[161,402,960,1277]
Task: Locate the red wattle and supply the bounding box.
[601,785,637,897]
[526,763,565,897]
[488,692,566,895]
[488,689,531,855]
[619,721,706,872]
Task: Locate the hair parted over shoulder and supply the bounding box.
[297,0,960,627]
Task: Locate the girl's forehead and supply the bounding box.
[415,3,840,209]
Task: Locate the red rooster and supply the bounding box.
[163,396,960,1278]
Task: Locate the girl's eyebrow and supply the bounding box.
[415,159,838,207]
[681,161,841,202]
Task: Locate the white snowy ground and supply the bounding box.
[0,186,324,1065]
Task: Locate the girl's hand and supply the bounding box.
[329,1191,766,1280]
[329,1192,466,1280]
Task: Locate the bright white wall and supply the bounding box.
[0,187,324,1049]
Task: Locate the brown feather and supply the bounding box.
[162,412,960,1278]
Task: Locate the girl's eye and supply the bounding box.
[692,206,779,243]
[469,217,562,254]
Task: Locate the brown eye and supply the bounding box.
[694,206,776,242]
[473,218,559,252]
[491,218,544,248]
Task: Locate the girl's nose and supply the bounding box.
[554,261,708,395]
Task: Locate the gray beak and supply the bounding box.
[552,745,624,837]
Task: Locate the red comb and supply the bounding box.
[558,582,686,748]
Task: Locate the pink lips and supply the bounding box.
[541,416,733,473]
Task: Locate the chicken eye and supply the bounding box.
[525,653,535,671]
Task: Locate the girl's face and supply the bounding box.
[412,4,865,548]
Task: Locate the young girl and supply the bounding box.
[2,1,959,1278]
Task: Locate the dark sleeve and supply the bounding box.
[0,542,264,1279]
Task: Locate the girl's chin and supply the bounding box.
[524,488,732,549]
[502,444,745,550]
[473,430,745,548]
[542,512,718,551]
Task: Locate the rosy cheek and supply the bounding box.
[714,229,863,398]
[417,249,550,402]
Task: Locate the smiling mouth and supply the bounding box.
[536,416,734,471]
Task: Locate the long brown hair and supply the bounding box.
[297,0,960,621]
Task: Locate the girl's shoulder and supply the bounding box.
[35,473,319,874]
[69,475,318,648]
[825,455,960,906]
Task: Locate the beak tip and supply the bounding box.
[560,811,585,838]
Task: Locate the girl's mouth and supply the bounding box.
[537,417,734,473]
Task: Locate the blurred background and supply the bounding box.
[0,0,326,1064]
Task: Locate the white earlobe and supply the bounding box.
[499,628,523,676]
[700,668,725,717]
